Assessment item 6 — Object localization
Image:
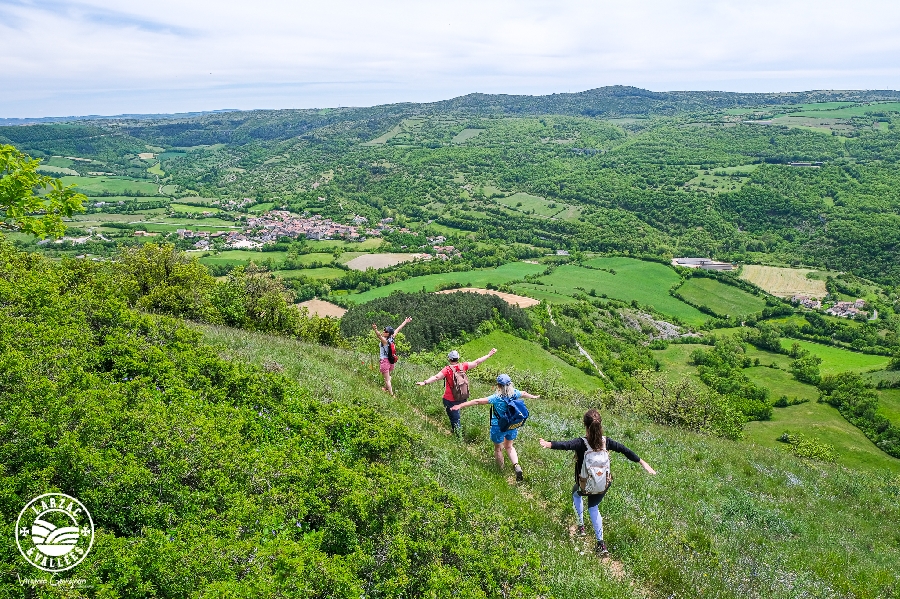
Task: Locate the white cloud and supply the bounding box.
[2,0,900,116]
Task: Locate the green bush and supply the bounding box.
[0,239,545,597]
[603,371,744,439]
[778,432,836,462]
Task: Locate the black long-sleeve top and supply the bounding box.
[549,437,641,483]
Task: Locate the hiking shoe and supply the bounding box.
[595,540,609,555]
[577,525,586,536]
[514,467,524,482]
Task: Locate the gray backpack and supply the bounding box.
[578,437,612,495]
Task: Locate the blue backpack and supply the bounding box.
[493,392,530,432]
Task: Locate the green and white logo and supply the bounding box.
[15,493,94,573]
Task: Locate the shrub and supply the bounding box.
[603,371,744,439]
[778,432,836,462]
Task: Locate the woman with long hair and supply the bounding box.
[539,409,655,554]
[451,373,539,481]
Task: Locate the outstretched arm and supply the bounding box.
[449,397,490,411]
[417,369,447,386]
[469,348,497,367]
[518,391,540,399]
[371,323,387,344]
[395,316,413,334]
[639,459,656,475]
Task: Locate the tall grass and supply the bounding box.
[201,324,900,599]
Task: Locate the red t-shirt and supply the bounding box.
[442,362,471,400]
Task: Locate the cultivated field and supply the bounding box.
[540,257,707,325]
[435,287,540,308]
[676,277,766,318]
[740,264,828,298]
[277,267,346,280]
[297,298,346,318]
[345,253,428,271]
[348,262,546,303]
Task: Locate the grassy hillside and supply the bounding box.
[458,330,602,393]
[203,325,900,599]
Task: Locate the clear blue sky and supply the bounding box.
[2,0,900,117]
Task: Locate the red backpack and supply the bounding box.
[387,339,397,364]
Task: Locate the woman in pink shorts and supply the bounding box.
[372,317,411,395]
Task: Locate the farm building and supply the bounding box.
[671,257,735,271]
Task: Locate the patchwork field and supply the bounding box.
[654,346,900,470]
[345,252,428,271]
[739,264,828,298]
[458,330,602,393]
[777,338,891,374]
[348,262,546,303]
[539,258,707,325]
[676,277,766,318]
[791,101,900,118]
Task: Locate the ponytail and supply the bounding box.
[583,409,604,450]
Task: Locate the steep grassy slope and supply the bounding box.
[203,325,900,599]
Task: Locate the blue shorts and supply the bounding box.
[490,424,518,444]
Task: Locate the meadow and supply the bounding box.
[493,191,580,219]
[277,267,346,280]
[540,258,707,325]
[348,261,546,303]
[451,128,484,143]
[199,250,333,267]
[459,330,602,393]
[652,344,900,471]
[676,277,767,318]
[777,338,891,374]
[743,384,900,472]
[879,389,900,426]
[59,175,160,195]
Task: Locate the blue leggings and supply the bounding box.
[572,485,604,541]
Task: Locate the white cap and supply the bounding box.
[448,350,460,360]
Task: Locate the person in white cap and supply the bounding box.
[416,347,497,434]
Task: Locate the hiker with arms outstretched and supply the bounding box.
[416,347,497,434]
[539,409,655,555]
[372,316,411,396]
[451,373,539,481]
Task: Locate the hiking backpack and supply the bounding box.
[493,392,530,432]
[387,340,397,364]
[446,365,469,401]
[578,437,612,495]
